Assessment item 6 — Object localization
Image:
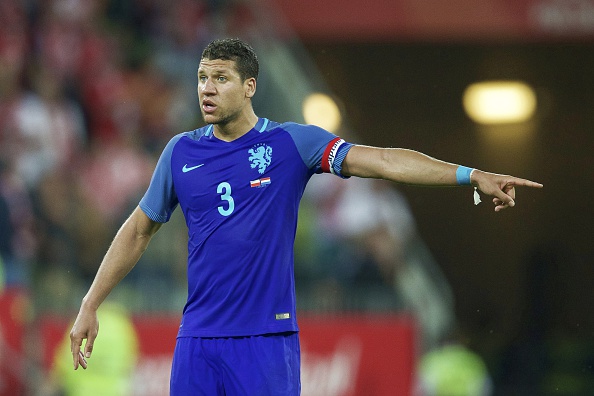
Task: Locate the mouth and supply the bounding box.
[202,99,217,114]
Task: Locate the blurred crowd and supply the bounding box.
[0,0,258,312]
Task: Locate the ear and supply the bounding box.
[245,78,256,98]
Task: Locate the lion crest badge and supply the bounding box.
[248,143,272,174]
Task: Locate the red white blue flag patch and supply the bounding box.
[250,177,271,188]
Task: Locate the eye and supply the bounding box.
[217,76,227,82]
[198,75,207,82]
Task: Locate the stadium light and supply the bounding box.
[302,92,342,133]
[463,81,537,125]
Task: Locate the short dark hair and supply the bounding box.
[201,38,259,82]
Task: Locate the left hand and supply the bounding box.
[471,170,543,212]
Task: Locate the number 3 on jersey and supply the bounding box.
[217,182,234,216]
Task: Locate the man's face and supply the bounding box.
[197,58,254,125]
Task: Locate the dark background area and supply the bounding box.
[304,41,594,391]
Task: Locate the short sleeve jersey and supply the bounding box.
[139,118,353,337]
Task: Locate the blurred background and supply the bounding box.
[0,0,593,395]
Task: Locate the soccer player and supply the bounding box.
[69,38,543,395]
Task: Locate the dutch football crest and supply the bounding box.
[248,143,272,174]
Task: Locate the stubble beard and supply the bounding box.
[201,107,241,127]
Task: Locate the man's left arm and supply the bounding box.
[341,145,543,212]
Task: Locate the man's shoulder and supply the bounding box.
[183,125,213,141]
[264,121,331,141]
[267,122,336,144]
[166,126,212,148]
[267,121,307,133]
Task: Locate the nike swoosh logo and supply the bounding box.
[182,164,204,173]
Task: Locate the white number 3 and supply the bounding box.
[217,182,234,216]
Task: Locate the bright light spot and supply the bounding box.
[463,81,537,124]
[302,93,342,133]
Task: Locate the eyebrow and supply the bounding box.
[197,68,232,76]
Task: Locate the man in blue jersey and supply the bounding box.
[69,38,542,395]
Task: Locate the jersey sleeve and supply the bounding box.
[138,134,182,222]
[282,123,354,178]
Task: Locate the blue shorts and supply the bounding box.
[170,332,301,395]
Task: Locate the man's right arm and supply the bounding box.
[69,206,162,370]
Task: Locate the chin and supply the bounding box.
[202,114,218,124]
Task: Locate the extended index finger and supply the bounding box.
[510,178,543,188]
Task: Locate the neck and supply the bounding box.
[213,108,259,142]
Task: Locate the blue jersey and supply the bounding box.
[139,118,353,337]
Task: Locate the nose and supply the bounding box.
[200,78,216,94]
